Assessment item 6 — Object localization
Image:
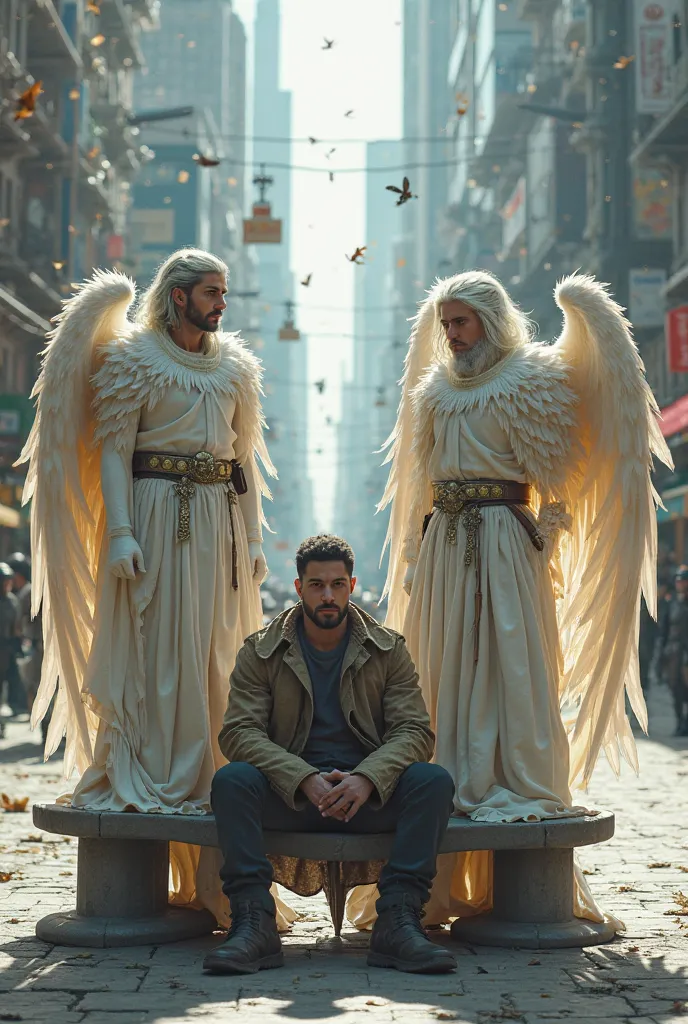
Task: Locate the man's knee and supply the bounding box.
[211,762,268,806]
[399,762,455,804]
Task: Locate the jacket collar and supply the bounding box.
[253,601,397,660]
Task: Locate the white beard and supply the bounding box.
[450,337,500,378]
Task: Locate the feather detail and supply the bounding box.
[16,269,136,774]
[92,327,276,534]
[377,299,438,631]
[410,345,580,501]
[552,273,673,789]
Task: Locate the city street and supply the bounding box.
[0,685,686,1024]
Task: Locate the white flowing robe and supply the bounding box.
[406,405,581,825]
[60,334,290,928]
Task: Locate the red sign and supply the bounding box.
[667,305,688,373]
[106,234,124,259]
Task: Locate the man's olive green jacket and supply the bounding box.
[218,602,434,810]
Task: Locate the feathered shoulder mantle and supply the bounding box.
[92,326,265,446]
[411,344,581,499]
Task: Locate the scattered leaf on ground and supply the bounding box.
[366,998,388,1006]
[59,871,72,877]
[678,865,688,873]
[1,794,29,812]
[618,884,635,892]
[435,1014,458,1021]
[648,861,672,868]
[626,945,640,952]
[528,958,541,965]
[672,1002,687,1014]
[0,872,13,883]
[666,891,688,916]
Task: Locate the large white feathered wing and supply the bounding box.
[378,300,437,632]
[17,270,136,775]
[553,274,672,789]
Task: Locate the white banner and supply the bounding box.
[634,1,675,114]
[629,267,667,327]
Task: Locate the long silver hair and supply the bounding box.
[135,247,228,332]
[426,269,536,367]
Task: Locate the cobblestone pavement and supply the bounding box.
[0,685,687,1024]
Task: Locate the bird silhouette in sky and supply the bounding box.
[386,176,417,206]
[326,148,336,159]
[344,110,354,118]
[322,38,334,50]
[346,247,366,265]
[301,273,312,287]
[308,136,318,144]
[193,153,220,167]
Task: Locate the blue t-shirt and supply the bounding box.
[297,618,368,772]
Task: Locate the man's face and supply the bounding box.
[440,299,484,353]
[294,560,356,630]
[676,578,688,596]
[176,272,227,332]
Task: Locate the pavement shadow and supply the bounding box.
[3,931,686,1022]
[0,739,44,765]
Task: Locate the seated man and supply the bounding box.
[204,534,456,976]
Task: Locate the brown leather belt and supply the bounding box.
[426,479,544,662]
[132,449,239,589]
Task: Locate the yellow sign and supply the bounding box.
[243,202,282,244]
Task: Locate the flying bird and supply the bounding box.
[344,110,354,118]
[325,148,336,159]
[385,176,417,206]
[322,38,334,50]
[14,81,43,121]
[308,136,318,144]
[613,54,635,69]
[346,246,366,265]
[301,273,312,287]
[193,153,220,167]
[315,379,326,394]
[329,171,334,182]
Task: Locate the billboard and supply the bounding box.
[634,1,675,114]
[667,305,688,372]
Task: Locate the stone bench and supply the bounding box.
[32,803,615,951]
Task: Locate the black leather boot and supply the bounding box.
[202,899,284,975]
[367,894,457,974]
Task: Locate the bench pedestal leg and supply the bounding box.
[36,837,216,948]
[325,861,346,937]
[449,848,616,949]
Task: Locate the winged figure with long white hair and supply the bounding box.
[347,270,672,938]
[17,248,295,930]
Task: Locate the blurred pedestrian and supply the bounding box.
[0,562,21,729]
[656,565,688,736]
[7,552,44,719]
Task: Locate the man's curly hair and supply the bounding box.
[295,534,355,580]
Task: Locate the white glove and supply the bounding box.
[402,561,416,596]
[248,541,268,584]
[108,534,146,580]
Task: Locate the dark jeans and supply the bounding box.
[211,761,455,914]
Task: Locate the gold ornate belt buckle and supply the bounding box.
[188,450,220,484]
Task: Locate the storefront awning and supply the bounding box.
[0,503,20,528]
[659,393,688,438]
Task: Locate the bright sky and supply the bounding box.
[235,0,403,528]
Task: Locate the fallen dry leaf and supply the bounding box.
[528,958,541,965]
[1,794,29,812]
[626,945,640,952]
[678,865,688,873]
[673,1002,687,1015]
[7,919,19,924]
[666,891,688,916]
[0,872,13,883]
[366,998,388,1006]
[618,884,635,892]
[59,871,72,877]
[435,1014,458,1022]
[648,862,671,869]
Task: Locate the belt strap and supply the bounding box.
[132,449,239,590]
[428,479,544,663]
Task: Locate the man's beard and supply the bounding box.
[185,297,222,333]
[301,597,350,630]
[450,337,500,378]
